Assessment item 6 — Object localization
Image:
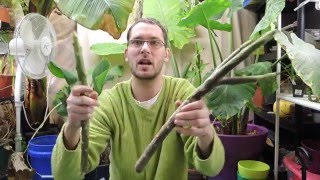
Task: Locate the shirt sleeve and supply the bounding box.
[183,127,225,176]
[51,91,113,180]
[176,79,225,177]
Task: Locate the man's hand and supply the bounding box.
[174,100,213,158]
[63,85,99,150]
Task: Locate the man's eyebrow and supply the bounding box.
[131,36,161,40]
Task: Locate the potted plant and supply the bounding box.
[0,5,15,99]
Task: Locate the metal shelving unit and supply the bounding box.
[274,1,320,179]
[278,93,320,111]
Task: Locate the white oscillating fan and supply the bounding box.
[8,13,56,152]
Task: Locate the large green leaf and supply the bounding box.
[275,32,320,97]
[53,86,71,116]
[227,0,244,18]
[250,0,285,39]
[206,83,256,119]
[143,0,195,49]
[235,62,273,76]
[90,43,126,56]
[54,0,135,39]
[105,65,124,82]
[30,0,56,15]
[178,0,232,31]
[48,61,78,86]
[92,58,111,94]
[235,62,277,97]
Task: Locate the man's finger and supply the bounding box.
[71,85,94,96]
[67,96,98,106]
[180,100,205,112]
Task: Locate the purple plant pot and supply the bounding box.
[209,123,268,180]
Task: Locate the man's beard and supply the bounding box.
[131,64,163,80]
[132,70,160,80]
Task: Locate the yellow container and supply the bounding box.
[238,160,270,180]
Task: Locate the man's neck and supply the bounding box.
[131,76,163,102]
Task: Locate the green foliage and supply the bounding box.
[92,58,111,94]
[49,57,123,117]
[250,0,285,39]
[48,62,78,86]
[90,43,127,56]
[275,32,320,97]
[227,0,244,18]
[54,0,136,38]
[178,0,232,32]
[206,83,256,120]
[235,62,277,97]
[53,86,71,116]
[183,43,209,87]
[143,0,195,49]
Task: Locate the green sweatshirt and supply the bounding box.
[51,76,225,180]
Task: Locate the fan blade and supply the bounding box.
[23,49,46,79]
[18,19,35,53]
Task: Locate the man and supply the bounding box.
[51,18,225,180]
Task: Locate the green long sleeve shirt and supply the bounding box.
[51,76,225,180]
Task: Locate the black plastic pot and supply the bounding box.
[0,144,12,177]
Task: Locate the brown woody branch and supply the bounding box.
[135,29,278,173]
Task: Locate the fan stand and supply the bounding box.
[14,64,25,152]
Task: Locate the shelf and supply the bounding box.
[254,110,298,133]
[278,93,320,111]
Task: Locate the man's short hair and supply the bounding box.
[126,18,168,47]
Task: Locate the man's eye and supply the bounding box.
[149,40,158,46]
[132,40,143,45]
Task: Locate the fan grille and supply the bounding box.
[13,13,56,79]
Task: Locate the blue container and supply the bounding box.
[28,135,58,180]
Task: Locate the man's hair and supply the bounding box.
[126,18,168,47]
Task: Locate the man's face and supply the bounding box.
[125,22,170,80]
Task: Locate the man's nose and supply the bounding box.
[140,41,151,53]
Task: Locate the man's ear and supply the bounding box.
[124,49,128,62]
[164,47,171,62]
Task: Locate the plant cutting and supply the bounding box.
[48,33,124,174]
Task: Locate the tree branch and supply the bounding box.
[135,28,277,173]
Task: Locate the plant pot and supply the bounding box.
[253,86,264,109]
[301,139,320,175]
[0,7,10,24]
[0,75,13,99]
[0,144,12,177]
[209,123,268,180]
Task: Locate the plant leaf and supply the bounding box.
[206,83,256,119]
[227,0,244,18]
[275,32,320,97]
[235,62,277,97]
[105,65,124,81]
[143,0,195,49]
[48,61,78,86]
[30,0,56,15]
[92,58,111,94]
[178,0,231,31]
[54,0,135,39]
[53,86,71,117]
[250,0,285,39]
[235,62,273,76]
[90,43,127,56]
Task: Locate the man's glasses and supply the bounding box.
[128,39,165,49]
